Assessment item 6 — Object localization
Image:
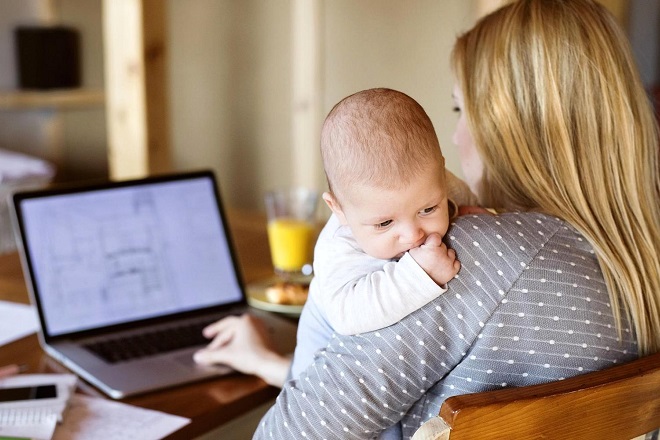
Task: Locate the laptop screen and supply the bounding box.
[14,172,244,337]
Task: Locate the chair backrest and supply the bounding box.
[412,350,660,440]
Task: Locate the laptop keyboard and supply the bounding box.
[84,319,218,364]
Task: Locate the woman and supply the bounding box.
[451,0,660,356]
[198,1,660,438]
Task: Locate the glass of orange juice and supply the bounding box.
[264,187,318,281]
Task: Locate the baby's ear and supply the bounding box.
[322,192,348,225]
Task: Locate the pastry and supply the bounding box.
[265,281,309,305]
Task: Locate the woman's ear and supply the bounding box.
[322,192,348,225]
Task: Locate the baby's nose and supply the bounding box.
[400,226,425,246]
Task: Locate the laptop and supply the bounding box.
[10,170,296,399]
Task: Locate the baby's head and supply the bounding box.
[321,88,450,260]
[321,88,444,199]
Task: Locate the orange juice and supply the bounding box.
[267,218,315,272]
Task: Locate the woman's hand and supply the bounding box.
[457,205,496,216]
[193,313,291,388]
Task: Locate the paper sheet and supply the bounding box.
[52,394,191,440]
[0,300,39,346]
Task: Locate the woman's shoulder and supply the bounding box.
[450,211,568,239]
[447,211,578,257]
[452,210,565,229]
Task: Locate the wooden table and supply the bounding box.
[0,209,288,439]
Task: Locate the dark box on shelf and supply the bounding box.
[15,26,81,90]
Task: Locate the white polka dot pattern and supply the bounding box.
[253,212,638,440]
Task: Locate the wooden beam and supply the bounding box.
[102,0,171,180]
[291,0,323,191]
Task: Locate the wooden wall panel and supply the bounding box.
[103,0,171,180]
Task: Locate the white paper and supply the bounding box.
[0,300,39,346]
[52,394,191,440]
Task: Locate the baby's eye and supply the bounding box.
[420,205,438,215]
[452,106,461,113]
[375,219,393,229]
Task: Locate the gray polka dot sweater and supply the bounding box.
[253,212,639,439]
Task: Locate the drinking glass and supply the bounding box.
[264,187,318,282]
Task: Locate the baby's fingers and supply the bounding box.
[423,233,443,247]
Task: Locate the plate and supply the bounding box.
[246,278,305,317]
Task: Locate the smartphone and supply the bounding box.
[0,384,57,402]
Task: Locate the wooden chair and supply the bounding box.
[412,350,660,440]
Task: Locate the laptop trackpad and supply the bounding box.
[174,352,232,374]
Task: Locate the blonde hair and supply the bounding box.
[452,0,660,355]
[321,88,444,202]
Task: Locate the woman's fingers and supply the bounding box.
[201,315,246,349]
[193,347,229,365]
[202,315,240,338]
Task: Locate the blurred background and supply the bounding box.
[0,0,657,212]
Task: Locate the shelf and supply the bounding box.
[0,88,105,110]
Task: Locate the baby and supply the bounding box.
[291,88,476,381]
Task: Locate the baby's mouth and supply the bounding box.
[394,247,413,260]
[393,239,425,260]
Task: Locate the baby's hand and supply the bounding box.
[408,233,460,286]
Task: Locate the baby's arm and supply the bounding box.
[316,220,459,336]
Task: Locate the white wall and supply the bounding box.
[2,1,476,210]
[322,0,474,185]
[167,1,475,211]
[3,1,653,212]
[162,0,660,211]
[168,0,293,211]
[58,0,107,180]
